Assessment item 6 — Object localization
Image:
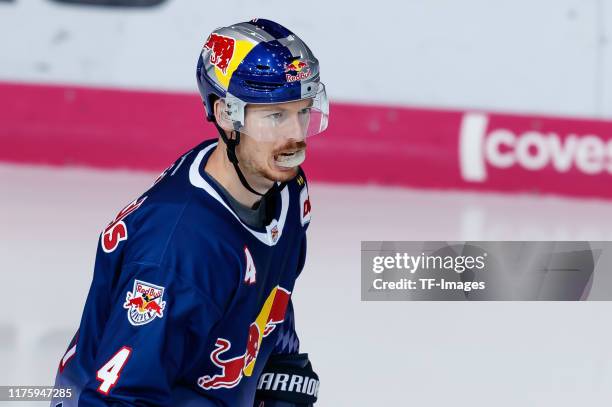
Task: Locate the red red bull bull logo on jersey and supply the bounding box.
[197,286,291,390]
[284,59,311,83]
[204,33,236,75]
[123,279,166,326]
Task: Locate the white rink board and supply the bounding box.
[0,0,611,117]
[1,163,612,405]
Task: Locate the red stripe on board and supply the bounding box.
[2,81,612,199]
[0,82,208,169]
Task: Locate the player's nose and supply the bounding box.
[283,111,307,142]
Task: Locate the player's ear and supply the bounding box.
[213,98,234,133]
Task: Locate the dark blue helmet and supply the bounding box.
[196,18,328,138]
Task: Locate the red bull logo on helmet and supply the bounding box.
[123,279,166,326]
[204,33,236,75]
[197,286,291,390]
[284,59,311,83]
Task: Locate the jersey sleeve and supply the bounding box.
[271,235,307,356]
[77,261,222,406]
[271,298,300,355]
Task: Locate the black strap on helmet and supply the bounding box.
[213,121,265,197]
[212,120,291,216]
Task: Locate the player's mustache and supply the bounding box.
[273,141,307,155]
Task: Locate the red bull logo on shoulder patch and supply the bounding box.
[123,280,166,326]
[197,286,291,390]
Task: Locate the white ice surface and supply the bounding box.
[1,163,612,406]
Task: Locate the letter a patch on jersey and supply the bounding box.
[244,246,256,285]
[123,280,166,326]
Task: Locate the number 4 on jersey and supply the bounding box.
[96,346,132,395]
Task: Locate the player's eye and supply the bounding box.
[266,112,284,121]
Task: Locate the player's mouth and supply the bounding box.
[273,149,305,168]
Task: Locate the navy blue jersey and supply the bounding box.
[52,139,312,406]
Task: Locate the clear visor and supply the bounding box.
[221,83,329,142]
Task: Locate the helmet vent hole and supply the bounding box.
[244,80,284,91]
[256,65,270,70]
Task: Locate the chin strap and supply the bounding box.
[214,122,265,197]
[213,122,290,205]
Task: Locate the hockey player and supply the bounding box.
[52,18,328,406]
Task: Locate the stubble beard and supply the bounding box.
[243,140,306,187]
